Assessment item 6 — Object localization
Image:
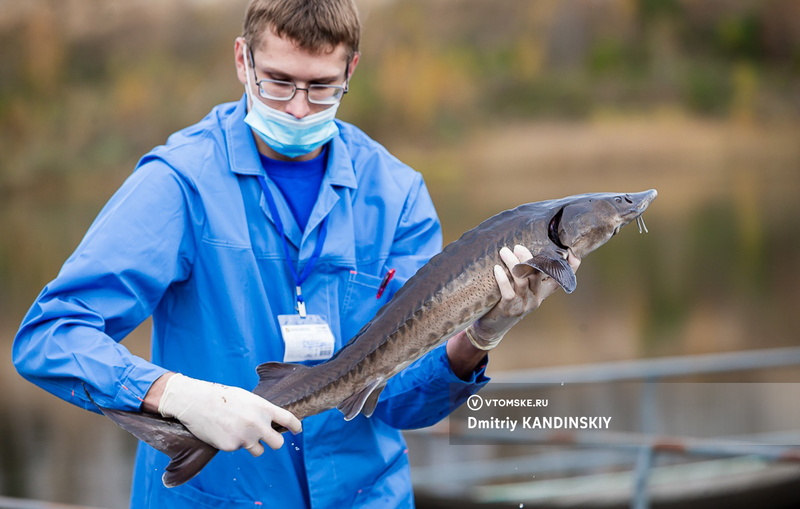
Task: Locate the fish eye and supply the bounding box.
[615,197,622,203]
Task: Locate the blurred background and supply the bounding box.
[1,0,799,507]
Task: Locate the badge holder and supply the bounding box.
[278,286,336,363]
[258,175,336,363]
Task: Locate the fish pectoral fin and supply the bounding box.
[99,406,218,488]
[512,254,577,294]
[359,382,386,419]
[337,378,385,421]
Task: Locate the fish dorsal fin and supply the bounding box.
[256,361,310,385]
[337,378,385,421]
[254,361,312,408]
[512,253,577,294]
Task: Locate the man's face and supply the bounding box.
[235,30,358,120]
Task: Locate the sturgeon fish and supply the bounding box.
[99,189,657,487]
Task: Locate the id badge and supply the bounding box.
[278,314,336,362]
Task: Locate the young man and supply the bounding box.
[13,1,575,507]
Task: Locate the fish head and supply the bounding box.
[552,189,657,259]
[512,189,656,294]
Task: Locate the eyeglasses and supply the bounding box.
[249,50,349,106]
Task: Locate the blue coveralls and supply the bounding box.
[13,94,489,508]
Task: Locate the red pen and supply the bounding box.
[376,268,395,298]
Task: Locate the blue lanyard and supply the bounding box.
[257,175,328,317]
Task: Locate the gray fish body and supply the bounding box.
[99,189,657,487]
[256,200,530,418]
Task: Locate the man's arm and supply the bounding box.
[141,372,171,414]
[12,162,193,412]
[13,161,299,456]
[446,331,489,380]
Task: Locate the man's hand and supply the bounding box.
[155,373,302,457]
[465,245,581,350]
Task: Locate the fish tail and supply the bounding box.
[99,406,218,487]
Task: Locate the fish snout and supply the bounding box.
[614,189,657,235]
[629,189,657,212]
[615,189,657,217]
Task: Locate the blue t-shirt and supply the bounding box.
[259,147,327,231]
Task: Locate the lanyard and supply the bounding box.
[258,175,328,318]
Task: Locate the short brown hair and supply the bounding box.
[243,0,361,58]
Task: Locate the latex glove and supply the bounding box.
[158,374,302,457]
[465,245,580,350]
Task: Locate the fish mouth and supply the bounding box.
[614,216,648,235]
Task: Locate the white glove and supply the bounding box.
[158,374,302,457]
[465,245,580,350]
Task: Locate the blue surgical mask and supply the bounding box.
[243,47,340,159]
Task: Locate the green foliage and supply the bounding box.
[682,61,734,115]
[588,39,629,75]
[638,0,683,20]
[714,13,763,60]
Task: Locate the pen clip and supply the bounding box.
[376,268,395,299]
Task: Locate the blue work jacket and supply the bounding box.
[13,94,489,508]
